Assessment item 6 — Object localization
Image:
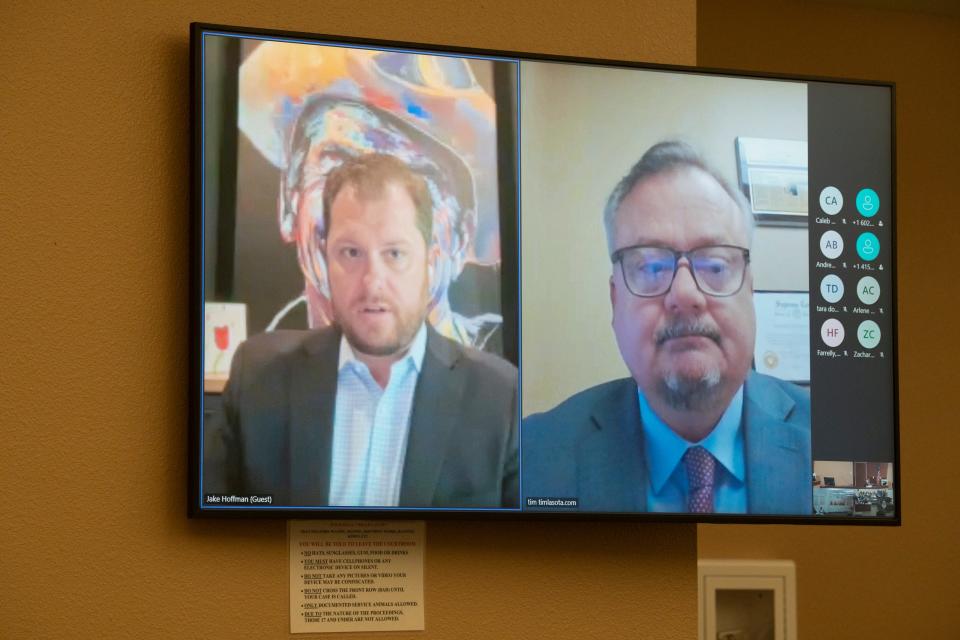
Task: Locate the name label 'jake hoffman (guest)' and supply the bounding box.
[204,494,274,505]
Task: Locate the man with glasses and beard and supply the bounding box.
[205,153,518,509]
[522,141,811,515]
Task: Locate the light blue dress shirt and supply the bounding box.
[639,386,747,513]
[328,324,427,507]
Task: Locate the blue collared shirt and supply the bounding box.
[328,324,428,507]
[639,386,747,513]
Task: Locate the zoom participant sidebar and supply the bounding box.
[808,81,896,464]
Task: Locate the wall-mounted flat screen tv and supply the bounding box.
[190,23,899,524]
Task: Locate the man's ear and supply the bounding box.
[427,244,441,283]
[610,274,619,327]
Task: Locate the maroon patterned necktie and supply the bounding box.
[683,446,716,513]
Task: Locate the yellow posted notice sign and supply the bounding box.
[289,520,425,633]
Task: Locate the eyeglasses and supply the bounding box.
[611,244,751,297]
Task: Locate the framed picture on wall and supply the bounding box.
[735,137,808,226]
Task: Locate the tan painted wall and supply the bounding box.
[697,1,960,636]
[814,461,856,487]
[0,1,697,638]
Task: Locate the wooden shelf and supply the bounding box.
[204,376,227,394]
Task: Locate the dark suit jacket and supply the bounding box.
[204,325,519,508]
[521,371,811,515]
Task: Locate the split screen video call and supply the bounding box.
[192,25,898,522]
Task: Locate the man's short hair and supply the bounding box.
[603,140,754,256]
[322,153,434,249]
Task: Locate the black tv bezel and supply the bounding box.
[188,22,900,526]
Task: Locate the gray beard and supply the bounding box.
[658,368,723,412]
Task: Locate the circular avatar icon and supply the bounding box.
[820,187,843,216]
[819,186,843,215]
[856,232,880,261]
[857,276,880,305]
[856,188,880,217]
[821,318,845,347]
[820,274,844,303]
[858,320,881,349]
[820,230,844,259]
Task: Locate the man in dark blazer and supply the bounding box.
[204,153,518,509]
[522,371,809,514]
[522,141,811,515]
[204,324,518,508]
